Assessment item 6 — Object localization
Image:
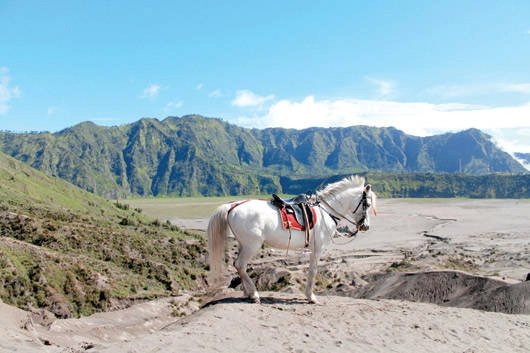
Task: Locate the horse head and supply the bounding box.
[353,184,377,232]
[317,175,377,233]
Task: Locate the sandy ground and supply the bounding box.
[1,199,529,353]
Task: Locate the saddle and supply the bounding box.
[271,193,317,248]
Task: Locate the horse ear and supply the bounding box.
[366,185,377,216]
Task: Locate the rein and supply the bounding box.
[317,191,368,236]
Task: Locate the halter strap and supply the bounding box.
[317,190,368,230]
[317,197,358,227]
[352,191,368,215]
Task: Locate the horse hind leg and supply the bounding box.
[233,242,261,303]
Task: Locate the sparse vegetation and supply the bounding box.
[0,152,207,318]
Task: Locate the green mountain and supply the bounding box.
[0,115,526,197]
[0,151,206,317]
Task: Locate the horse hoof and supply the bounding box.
[307,295,319,304]
[248,293,261,303]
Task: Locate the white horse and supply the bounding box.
[207,175,377,304]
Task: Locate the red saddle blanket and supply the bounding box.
[279,207,317,231]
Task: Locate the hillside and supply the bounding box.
[0,151,206,318]
[282,172,530,198]
[0,115,527,197]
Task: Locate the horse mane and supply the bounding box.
[318,175,365,199]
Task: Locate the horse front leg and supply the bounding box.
[305,243,322,304]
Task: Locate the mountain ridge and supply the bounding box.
[0,115,526,197]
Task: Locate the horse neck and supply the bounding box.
[319,187,362,215]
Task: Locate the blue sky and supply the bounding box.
[2,1,530,161]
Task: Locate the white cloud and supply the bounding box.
[262,96,367,128]
[209,89,222,98]
[432,103,488,111]
[365,76,394,97]
[422,84,490,99]
[0,68,22,114]
[164,100,183,113]
[518,127,530,136]
[498,83,530,94]
[495,137,530,155]
[235,95,530,153]
[140,84,161,99]
[196,83,203,90]
[422,82,530,100]
[232,89,275,107]
[47,106,57,116]
[485,127,530,155]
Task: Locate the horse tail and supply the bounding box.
[207,203,232,289]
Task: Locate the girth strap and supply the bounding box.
[301,204,310,248]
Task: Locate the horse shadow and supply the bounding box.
[201,295,308,309]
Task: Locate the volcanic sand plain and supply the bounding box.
[2,198,529,352]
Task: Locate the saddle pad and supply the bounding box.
[279,207,317,231]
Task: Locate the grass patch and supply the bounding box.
[0,153,208,318]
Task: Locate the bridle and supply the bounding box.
[316,190,370,235]
[352,191,370,230]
